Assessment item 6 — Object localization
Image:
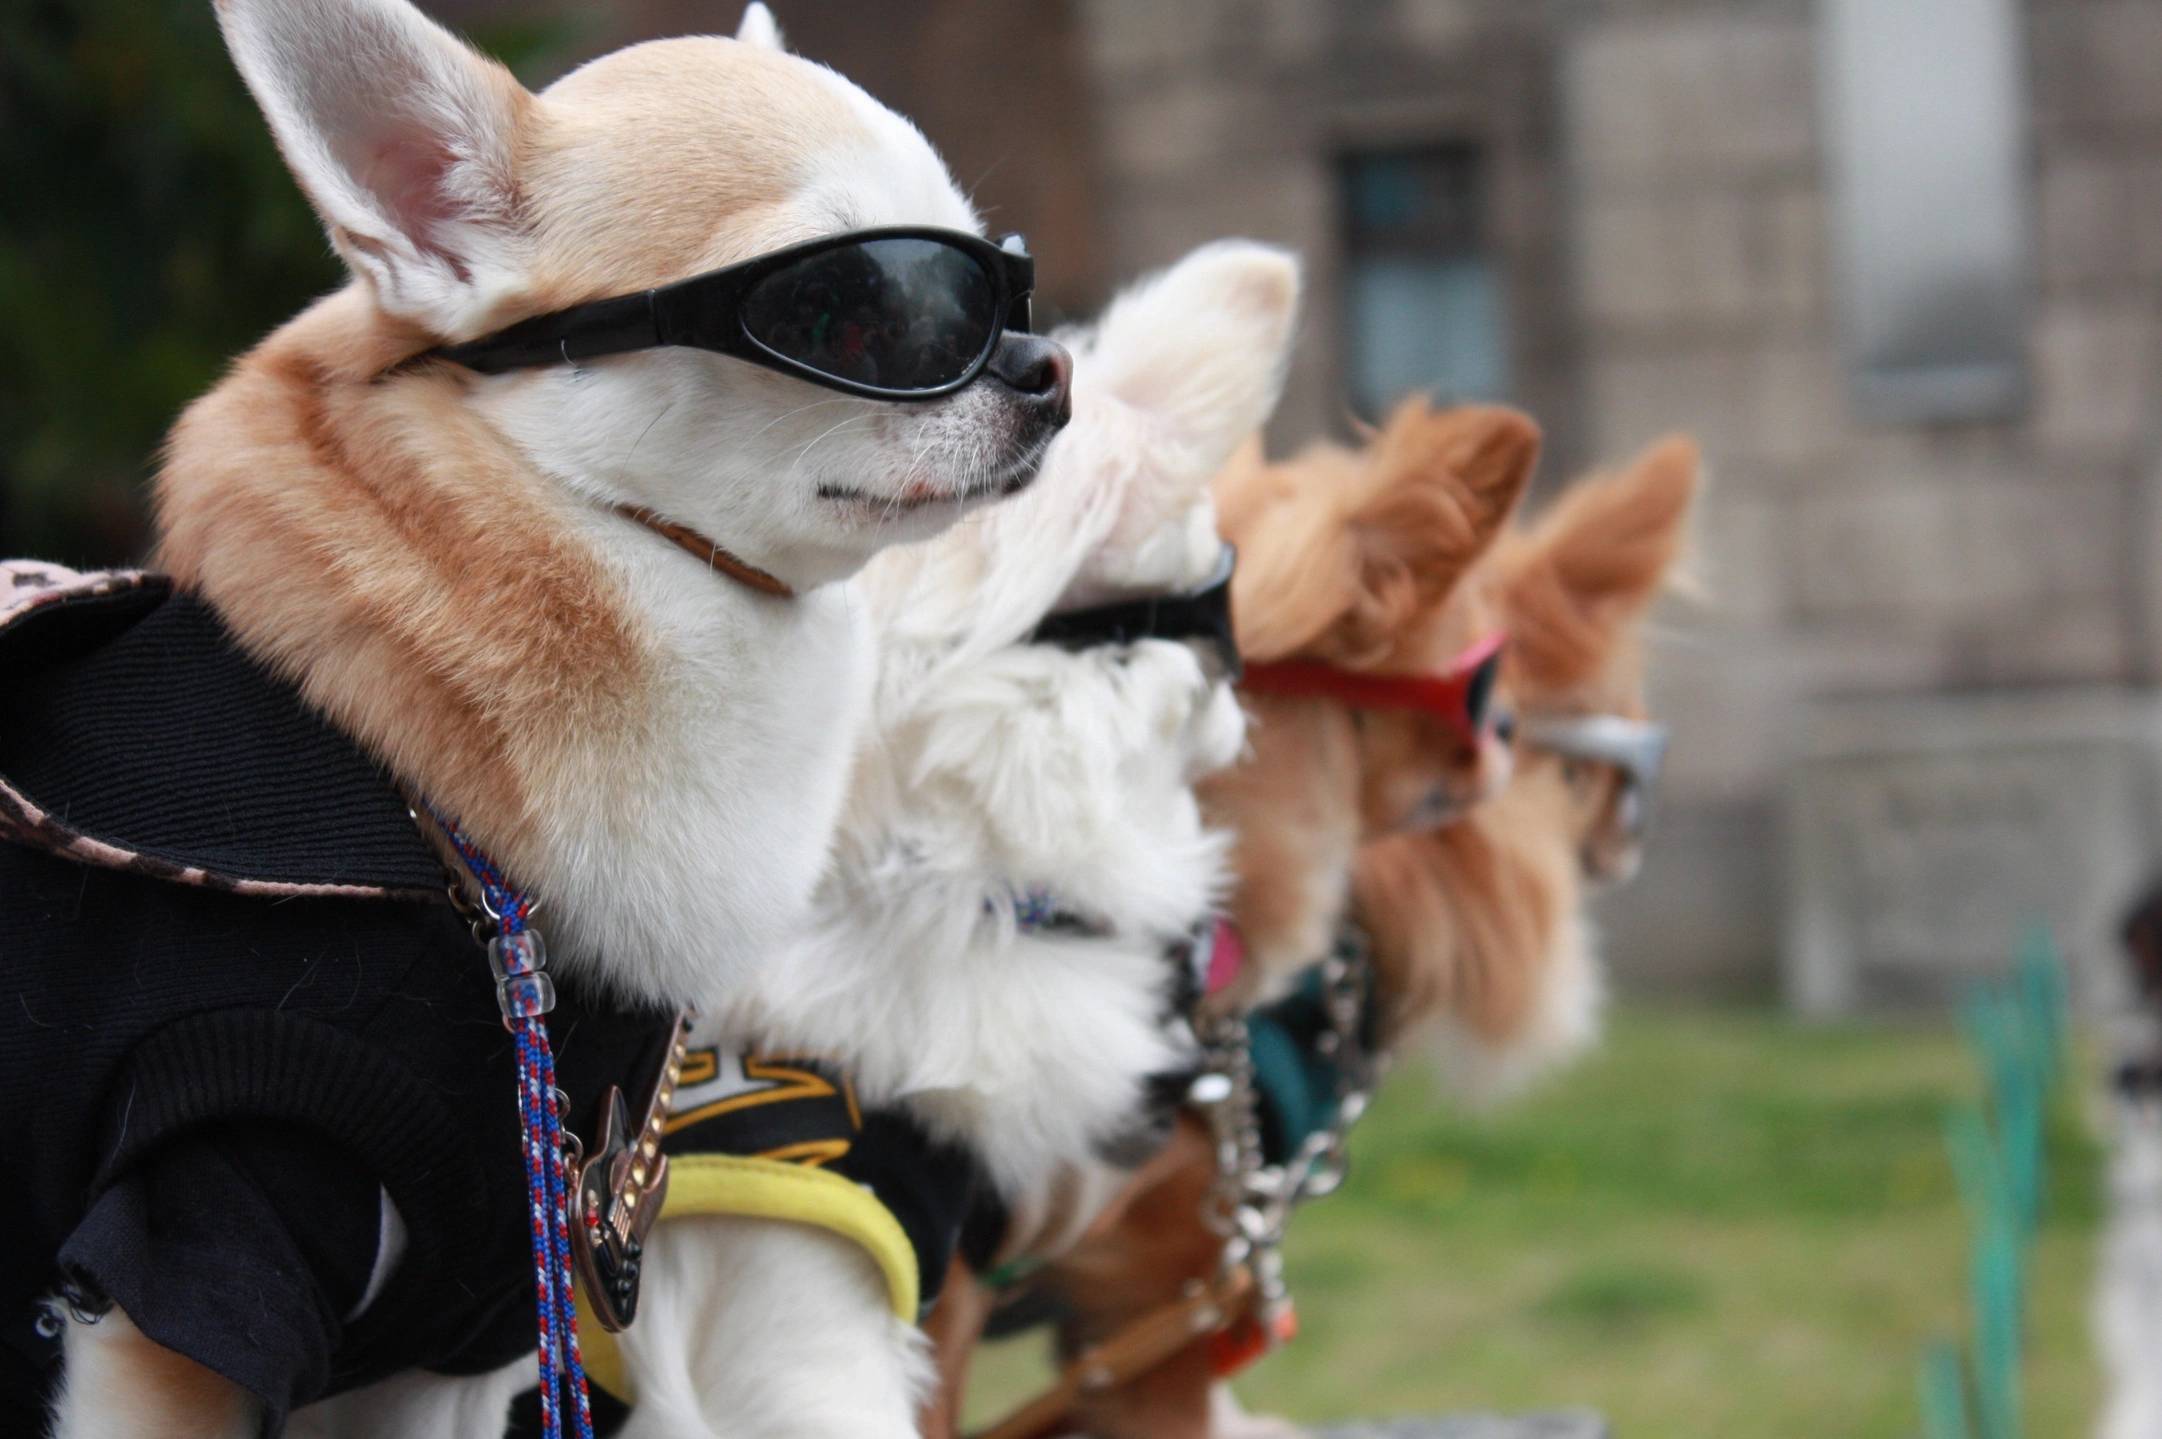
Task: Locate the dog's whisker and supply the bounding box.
[748,395,860,442]
[791,414,874,471]
[625,399,676,464]
[784,413,876,490]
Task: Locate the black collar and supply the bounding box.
[1028,547,1239,679]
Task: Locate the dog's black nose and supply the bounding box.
[986,332,1073,428]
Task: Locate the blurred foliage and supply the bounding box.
[0,0,589,565]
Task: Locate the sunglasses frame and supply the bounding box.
[1028,546,1242,679]
[1520,713,1671,837]
[430,227,1036,399]
[1520,714,1668,785]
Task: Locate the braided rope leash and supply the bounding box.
[434,813,597,1439]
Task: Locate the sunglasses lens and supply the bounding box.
[743,238,997,392]
[1463,650,1503,732]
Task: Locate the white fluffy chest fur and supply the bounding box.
[702,636,1244,1194]
[536,525,875,1007]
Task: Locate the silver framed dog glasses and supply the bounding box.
[431,228,1037,399]
[1520,714,1671,838]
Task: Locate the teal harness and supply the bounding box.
[1244,930,1384,1168]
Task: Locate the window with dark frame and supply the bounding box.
[1339,144,1510,421]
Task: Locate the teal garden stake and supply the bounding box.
[1919,1340,1971,1439]
[1917,928,2067,1439]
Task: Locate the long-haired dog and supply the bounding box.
[1204,400,1536,996]
[8,3,1065,1434]
[607,240,1302,1439]
[926,401,1542,1439]
[1356,434,1700,1097]
[964,431,1699,1439]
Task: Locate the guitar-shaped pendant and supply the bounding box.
[569,1016,688,1331]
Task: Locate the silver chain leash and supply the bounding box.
[1189,925,1382,1345]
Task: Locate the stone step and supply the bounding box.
[1314,1415,1610,1439]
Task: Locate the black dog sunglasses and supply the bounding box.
[432,227,1036,399]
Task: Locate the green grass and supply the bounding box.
[965,1007,2104,1437]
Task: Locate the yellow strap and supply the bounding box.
[577,1153,921,1402]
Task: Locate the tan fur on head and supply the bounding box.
[522,40,885,307]
[1352,433,1703,1095]
[1225,399,1538,669]
[216,0,880,339]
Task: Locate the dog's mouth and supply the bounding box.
[817,473,1010,514]
[1399,788,1469,834]
[818,434,1051,517]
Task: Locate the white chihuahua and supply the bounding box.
[609,240,1301,1438]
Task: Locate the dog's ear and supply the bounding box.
[1086,240,1301,483]
[1502,434,1701,691]
[217,0,535,336]
[736,3,786,51]
[1043,241,1299,602]
[1229,403,1536,667]
[1321,401,1538,666]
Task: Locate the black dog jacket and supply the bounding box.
[0,567,678,1434]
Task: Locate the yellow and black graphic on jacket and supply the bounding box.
[664,1048,864,1167]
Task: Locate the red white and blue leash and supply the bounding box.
[434,811,597,1439]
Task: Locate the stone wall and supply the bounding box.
[1569,0,2162,1002]
[1785,690,2162,1013]
[1069,0,2162,1003]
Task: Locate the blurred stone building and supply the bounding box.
[478,0,2162,1010]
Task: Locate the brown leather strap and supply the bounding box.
[611,503,795,599]
[969,1266,1255,1439]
